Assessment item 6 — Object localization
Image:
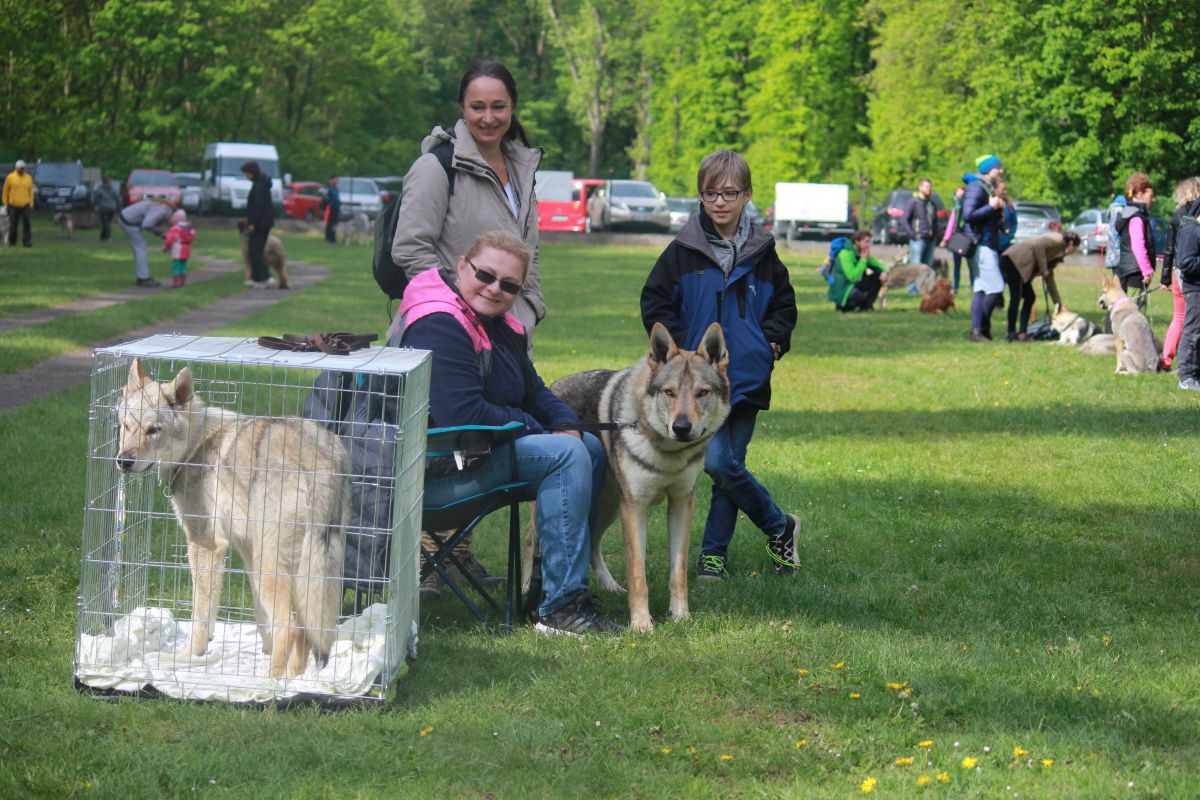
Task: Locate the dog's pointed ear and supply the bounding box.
[647,323,679,368]
[162,367,193,408]
[126,358,147,391]
[699,322,729,374]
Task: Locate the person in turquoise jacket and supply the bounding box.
[829,230,889,311]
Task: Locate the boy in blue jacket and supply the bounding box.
[641,150,800,580]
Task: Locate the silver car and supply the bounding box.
[667,196,699,233]
[587,179,671,232]
[1012,206,1056,243]
[335,176,384,220]
[173,172,202,212]
[1067,208,1108,255]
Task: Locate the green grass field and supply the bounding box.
[1,222,1198,798]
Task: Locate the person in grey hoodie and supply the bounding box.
[390,59,544,334]
[118,198,176,287]
[390,59,544,596]
[93,177,120,241]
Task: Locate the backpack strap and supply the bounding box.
[431,137,456,196]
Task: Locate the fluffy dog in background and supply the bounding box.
[919,278,956,314]
[879,261,936,309]
[1098,276,1158,374]
[236,219,290,288]
[53,212,75,238]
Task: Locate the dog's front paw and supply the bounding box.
[628,613,655,632]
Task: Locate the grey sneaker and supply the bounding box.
[534,593,624,637]
[766,514,802,573]
[452,553,505,589]
[696,552,728,582]
[1179,377,1200,391]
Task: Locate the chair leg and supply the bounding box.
[504,500,522,634]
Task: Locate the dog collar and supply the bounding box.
[1110,295,1134,310]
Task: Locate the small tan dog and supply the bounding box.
[53,211,75,238]
[236,220,290,288]
[919,278,957,314]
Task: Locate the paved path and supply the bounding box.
[0,256,328,412]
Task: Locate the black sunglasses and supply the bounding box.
[466,258,522,295]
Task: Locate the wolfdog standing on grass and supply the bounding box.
[534,322,731,632]
[117,359,349,678]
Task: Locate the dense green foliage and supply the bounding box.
[2,0,1196,212]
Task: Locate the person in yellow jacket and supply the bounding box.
[3,160,35,247]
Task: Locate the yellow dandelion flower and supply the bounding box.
[849,692,861,699]
[1013,746,1029,758]
[918,739,934,748]
[629,642,638,649]
[832,661,846,670]
[686,746,697,755]
[936,772,951,784]
[1041,758,1054,768]
[961,757,978,769]
[895,756,915,766]
[1102,635,1112,646]
[860,776,877,793]
[661,747,671,755]
[795,739,808,749]
[886,681,908,691]
[797,668,809,677]
[419,726,434,737]
[720,754,734,762]
[916,775,931,786]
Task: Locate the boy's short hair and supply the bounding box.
[853,230,871,243]
[697,150,752,193]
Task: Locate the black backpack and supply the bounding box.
[372,138,456,300]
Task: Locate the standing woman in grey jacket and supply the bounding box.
[391,59,545,597]
[390,60,545,334]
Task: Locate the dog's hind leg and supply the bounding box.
[185,537,227,657]
[294,520,344,669]
[590,499,624,594]
[665,492,694,621]
[620,502,653,631]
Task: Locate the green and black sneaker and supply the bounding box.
[696,552,728,582]
[766,514,802,573]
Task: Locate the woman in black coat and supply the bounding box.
[241,160,275,287]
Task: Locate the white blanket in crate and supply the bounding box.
[76,604,402,702]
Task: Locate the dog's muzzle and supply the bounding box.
[670,417,695,441]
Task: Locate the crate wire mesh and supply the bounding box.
[74,335,431,705]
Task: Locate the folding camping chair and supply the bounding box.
[420,422,529,634]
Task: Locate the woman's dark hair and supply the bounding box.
[457,59,529,147]
[240,160,261,177]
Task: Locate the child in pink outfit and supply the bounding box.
[162,209,195,287]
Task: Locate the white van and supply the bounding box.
[199,142,283,215]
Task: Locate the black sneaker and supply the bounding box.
[766,514,802,573]
[696,552,728,582]
[135,277,161,288]
[534,593,624,637]
[452,553,505,589]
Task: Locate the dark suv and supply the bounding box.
[33,160,91,212]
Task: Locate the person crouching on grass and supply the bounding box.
[640,149,801,581]
[162,209,195,288]
[830,230,889,312]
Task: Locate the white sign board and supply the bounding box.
[774,182,849,223]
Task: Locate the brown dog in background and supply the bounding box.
[236,220,290,288]
[920,278,957,314]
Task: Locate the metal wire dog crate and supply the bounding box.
[74,334,431,705]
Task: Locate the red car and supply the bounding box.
[283,181,326,221]
[123,169,182,207]
[536,171,605,233]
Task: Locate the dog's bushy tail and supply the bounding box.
[294,476,349,666]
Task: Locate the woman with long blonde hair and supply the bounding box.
[1159,176,1200,372]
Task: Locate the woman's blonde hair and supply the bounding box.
[1173,177,1200,208]
[465,231,531,278]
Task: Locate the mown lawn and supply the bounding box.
[0,227,1197,798]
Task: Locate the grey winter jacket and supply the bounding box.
[391,119,545,332]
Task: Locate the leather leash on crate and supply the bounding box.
[257,332,379,355]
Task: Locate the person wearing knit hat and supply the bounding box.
[961,155,1007,341]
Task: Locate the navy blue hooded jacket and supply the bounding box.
[641,208,797,409]
[962,178,1001,250]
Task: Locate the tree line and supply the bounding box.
[2,0,1195,214]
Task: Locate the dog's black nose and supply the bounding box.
[117,454,134,472]
[671,418,692,439]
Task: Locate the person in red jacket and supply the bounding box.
[161,209,196,288]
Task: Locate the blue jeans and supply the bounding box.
[699,403,787,558]
[908,237,935,266]
[422,432,606,616]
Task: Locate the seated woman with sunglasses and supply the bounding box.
[391,231,623,636]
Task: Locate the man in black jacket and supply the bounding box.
[241,160,275,287]
[902,178,944,267]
